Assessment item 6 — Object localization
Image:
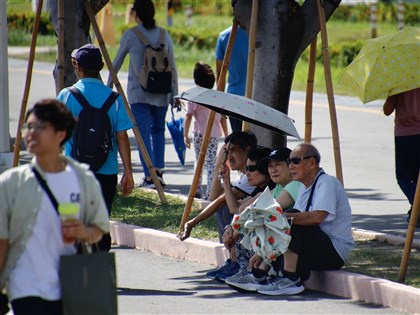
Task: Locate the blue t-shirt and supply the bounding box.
[215,26,249,96]
[57,78,133,175]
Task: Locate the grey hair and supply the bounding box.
[298,143,321,164]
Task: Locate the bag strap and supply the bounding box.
[32,166,59,214]
[101,91,120,113]
[132,26,166,47]
[158,28,166,46]
[305,171,325,212]
[131,26,152,46]
[68,87,118,113]
[68,86,90,110]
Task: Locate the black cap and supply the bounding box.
[71,44,103,70]
[259,147,291,170]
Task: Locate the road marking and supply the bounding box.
[289,99,383,115]
[9,66,384,115]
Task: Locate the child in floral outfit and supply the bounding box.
[184,62,228,199]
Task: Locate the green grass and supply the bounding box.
[344,239,420,288]
[111,188,219,241]
[112,189,420,288]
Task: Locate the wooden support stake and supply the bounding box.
[242,0,259,131]
[304,38,317,143]
[56,0,65,94]
[398,171,420,283]
[12,0,43,167]
[316,0,344,185]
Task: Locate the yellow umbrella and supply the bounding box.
[339,27,420,103]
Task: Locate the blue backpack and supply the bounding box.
[68,87,119,171]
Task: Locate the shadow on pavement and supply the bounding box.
[352,214,419,237]
[117,287,194,296]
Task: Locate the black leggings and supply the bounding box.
[94,173,117,252]
[11,296,62,315]
[275,225,344,281]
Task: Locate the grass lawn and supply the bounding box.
[112,189,420,288]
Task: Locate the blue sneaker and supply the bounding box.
[206,259,240,281]
[214,263,240,282]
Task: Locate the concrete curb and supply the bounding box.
[110,221,420,314]
[353,228,420,249]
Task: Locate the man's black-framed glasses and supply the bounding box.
[287,155,316,165]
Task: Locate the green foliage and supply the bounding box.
[299,40,364,68]
[111,0,234,15]
[119,23,219,50]
[345,239,420,288]
[331,2,419,24]
[7,12,55,36]
[168,27,218,50]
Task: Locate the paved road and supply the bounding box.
[4,56,418,315]
[7,58,419,241]
[113,246,406,315]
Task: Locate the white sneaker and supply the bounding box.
[226,271,267,292]
[257,276,304,295]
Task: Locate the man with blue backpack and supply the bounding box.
[57,44,134,252]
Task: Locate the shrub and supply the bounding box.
[119,24,220,51]
[331,2,419,24]
[299,41,364,68]
[7,12,55,36]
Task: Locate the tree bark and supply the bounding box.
[49,0,109,93]
[234,0,341,148]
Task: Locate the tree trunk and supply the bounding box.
[49,0,109,93]
[234,0,341,148]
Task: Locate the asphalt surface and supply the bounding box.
[112,246,407,315]
[4,55,419,314]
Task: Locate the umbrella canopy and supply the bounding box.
[174,87,300,139]
[166,107,186,165]
[339,27,420,103]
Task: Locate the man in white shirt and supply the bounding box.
[257,143,354,296]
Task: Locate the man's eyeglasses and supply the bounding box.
[21,122,47,134]
[245,165,258,172]
[287,155,316,165]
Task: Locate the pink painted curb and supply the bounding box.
[110,221,420,314]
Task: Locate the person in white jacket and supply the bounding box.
[0,99,109,315]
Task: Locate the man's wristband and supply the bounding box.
[224,224,232,231]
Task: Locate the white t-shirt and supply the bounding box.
[294,169,354,261]
[8,165,80,301]
[231,172,256,197]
